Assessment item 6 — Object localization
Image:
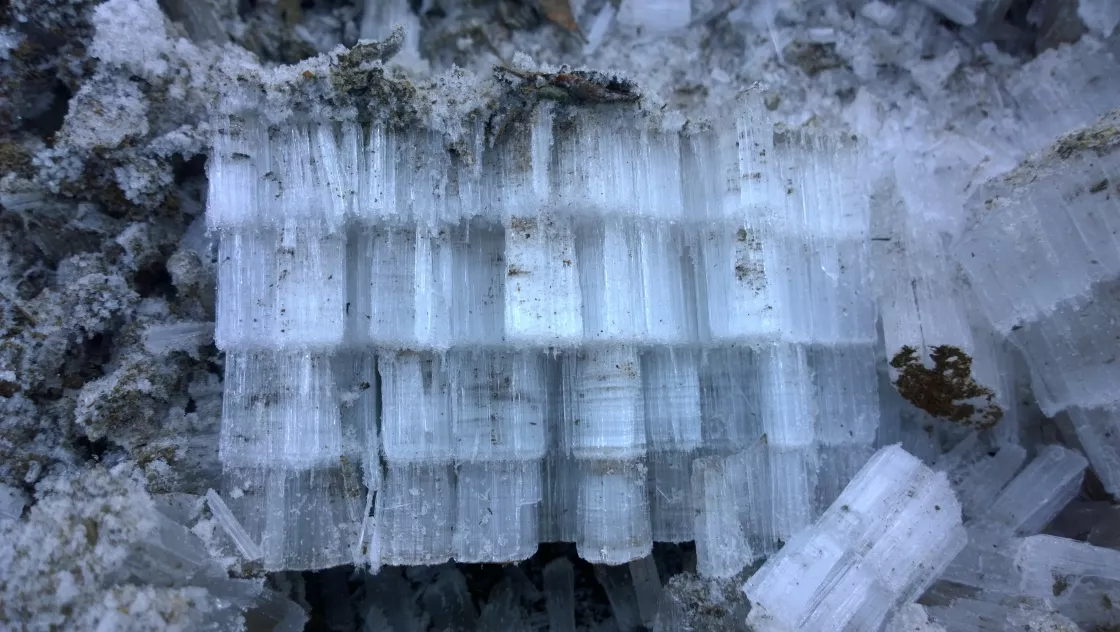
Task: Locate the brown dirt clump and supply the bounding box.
[890,345,1003,430]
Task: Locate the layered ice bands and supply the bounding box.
[207,101,882,570]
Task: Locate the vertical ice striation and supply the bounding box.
[564,347,646,460]
[503,215,584,346]
[452,461,541,563]
[577,460,652,565]
[692,455,753,578]
[215,229,346,351]
[206,91,890,571]
[373,464,455,566]
[379,352,452,465]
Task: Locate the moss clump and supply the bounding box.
[328,28,422,124]
[1052,573,1070,597]
[1055,124,1120,160]
[890,345,1003,430]
[0,140,34,177]
[783,41,846,77]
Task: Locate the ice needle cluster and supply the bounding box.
[4,0,1120,628]
[201,18,1120,621]
[207,92,886,572]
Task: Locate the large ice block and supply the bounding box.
[1008,284,1120,415]
[1004,40,1120,153]
[957,109,1120,336]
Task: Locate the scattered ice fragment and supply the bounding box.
[594,563,644,632]
[0,483,26,521]
[583,2,616,55]
[629,555,663,628]
[143,321,214,357]
[860,1,899,28]
[1078,0,1120,37]
[915,0,979,26]
[543,558,576,632]
[616,0,691,32]
[982,445,1087,536]
[886,603,947,632]
[205,488,262,561]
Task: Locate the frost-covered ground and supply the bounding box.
[1,0,1118,629]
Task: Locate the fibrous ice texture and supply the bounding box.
[207,95,882,571]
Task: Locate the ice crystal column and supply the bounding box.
[207,92,880,570]
[210,116,364,571]
[743,445,967,632]
[690,109,880,564]
[955,109,1120,496]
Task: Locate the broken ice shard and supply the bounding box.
[982,444,1086,535]
[743,445,967,631]
[206,488,263,561]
